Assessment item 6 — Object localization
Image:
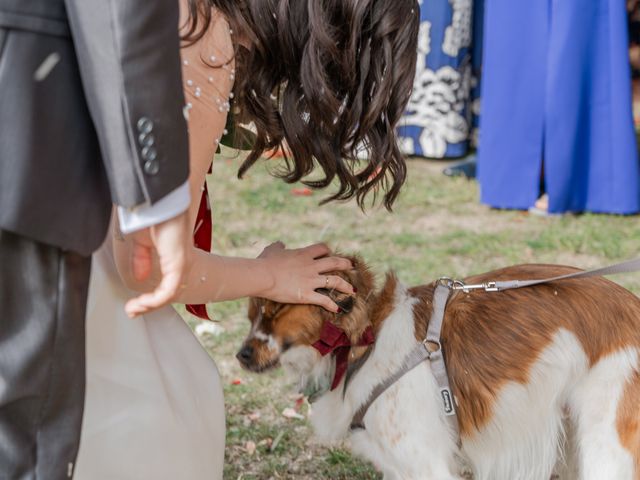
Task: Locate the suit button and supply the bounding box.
[141,146,157,162]
[143,159,160,175]
[138,132,155,148]
[137,117,153,134]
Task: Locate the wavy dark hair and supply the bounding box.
[183,0,420,210]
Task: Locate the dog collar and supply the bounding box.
[311,321,375,390]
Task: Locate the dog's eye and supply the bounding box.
[282,339,293,351]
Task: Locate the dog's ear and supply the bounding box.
[314,254,369,315]
[315,254,375,342]
[315,288,354,313]
[336,295,354,313]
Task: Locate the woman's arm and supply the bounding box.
[174,243,353,312]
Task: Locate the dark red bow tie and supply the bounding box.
[312,321,375,390]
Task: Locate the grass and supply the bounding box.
[179,152,640,479]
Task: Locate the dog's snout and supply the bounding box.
[236,345,254,365]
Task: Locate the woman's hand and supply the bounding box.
[257,242,355,312]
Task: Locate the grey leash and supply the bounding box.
[453,257,640,293]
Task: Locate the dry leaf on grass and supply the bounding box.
[291,187,313,196]
[270,431,285,452]
[282,407,304,420]
[244,440,256,455]
[258,438,273,448]
[247,411,261,422]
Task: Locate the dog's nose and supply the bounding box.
[236,345,254,365]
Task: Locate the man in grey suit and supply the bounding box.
[0,0,193,478]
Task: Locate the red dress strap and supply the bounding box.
[186,173,213,320]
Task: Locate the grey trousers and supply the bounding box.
[0,230,90,480]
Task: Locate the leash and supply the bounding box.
[449,257,640,293]
[349,257,640,442]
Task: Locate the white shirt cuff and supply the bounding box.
[117,182,191,234]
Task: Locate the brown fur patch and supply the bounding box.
[370,272,399,336]
[419,265,640,436]
[408,283,435,342]
[269,305,327,346]
[617,372,640,478]
[331,256,378,343]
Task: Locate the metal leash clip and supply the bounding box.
[437,277,465,290]
[442,278,500,293]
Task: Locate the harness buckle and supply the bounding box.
[422,338,440,354]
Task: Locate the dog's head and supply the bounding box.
[236,256,375,376]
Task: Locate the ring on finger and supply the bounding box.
[325,276,330,288]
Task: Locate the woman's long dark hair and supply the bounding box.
[183,0,420,210]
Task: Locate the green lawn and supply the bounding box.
[180,152,640,480]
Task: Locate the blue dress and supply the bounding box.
[477,0,640,214]
[397,0,484,159]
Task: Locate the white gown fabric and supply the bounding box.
[75,237,225,479]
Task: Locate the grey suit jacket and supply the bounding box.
[0,0,189,255]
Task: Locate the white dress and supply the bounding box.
[75,6,233,477]
[74,236,225,480]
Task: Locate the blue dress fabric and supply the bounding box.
[477,0,640,214]
[397,0,484,159]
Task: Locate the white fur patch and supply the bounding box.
[463,328,588,480]
[463,332,640,480]
[565,347,638,479]
[281,346,331,397]
[252,330,280,353]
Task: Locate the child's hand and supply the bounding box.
[257,242,355,312]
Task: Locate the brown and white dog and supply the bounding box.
[236,258,640,479]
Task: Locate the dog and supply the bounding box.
[236,257,640,479]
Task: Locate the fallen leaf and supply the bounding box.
[247,412,261,422]
[282,407,304,420]
[245,440,256,455]
[258,438,273,448]
[291,187,312,196]
[267,146,290,159]
[367,165,383,182]
[270,431,285,452]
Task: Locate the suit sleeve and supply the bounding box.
[64,0,189,208]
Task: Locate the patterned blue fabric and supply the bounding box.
[478,0,640,214]
[397,0,484,159]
